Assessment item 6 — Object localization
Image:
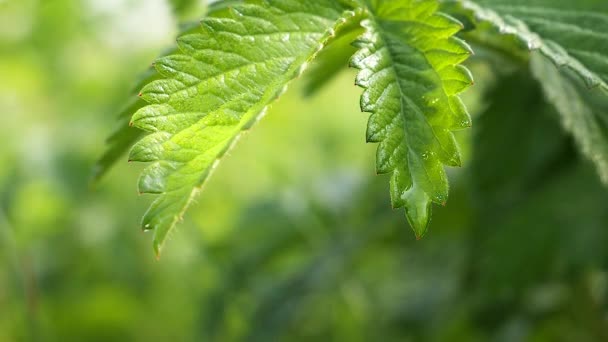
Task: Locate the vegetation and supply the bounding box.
[1,0,608,340]
[99,0,608,255]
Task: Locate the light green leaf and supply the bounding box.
[531,53,608,184]
[93,2,236,182]
[129,0,358,255]
[351,0,473,238]
[459,0,608,92]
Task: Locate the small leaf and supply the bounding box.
[351,0,473,237]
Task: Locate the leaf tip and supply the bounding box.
[405,200,431,240]
[153,238,164,259]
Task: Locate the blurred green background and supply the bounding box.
[1,0,608,341]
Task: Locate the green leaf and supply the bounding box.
[471,68,569,215]
[93,2,236,183]
[459,0,608,92]
[129,0,358,255]
[531,53,608,184]
[169,0,205,20]
[351,0,473,238]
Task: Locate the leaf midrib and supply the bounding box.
[364,14,455,170]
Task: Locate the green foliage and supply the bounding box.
[531,53,608,184]
[454,0,608,182]
[303,11,364,96]
[5,0,608,339]
[470,68,568,213]
[351,0,472,237]
[169,0,205,20]
[467,71,608,340]
[98,0,608,253]
[459,0,608,91]
[93,70,155,182]
[93,2,233,182]
[127,1,359,254]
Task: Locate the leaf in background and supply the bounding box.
[128,1,358,255]
[467,68,608,328]
[531,53,608,184]
[351,0,473,237]
[169,0,205,21]
[471,162,608,329]
[470,68,568,214]
[459,0,608,92]
[93,71,159,183]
